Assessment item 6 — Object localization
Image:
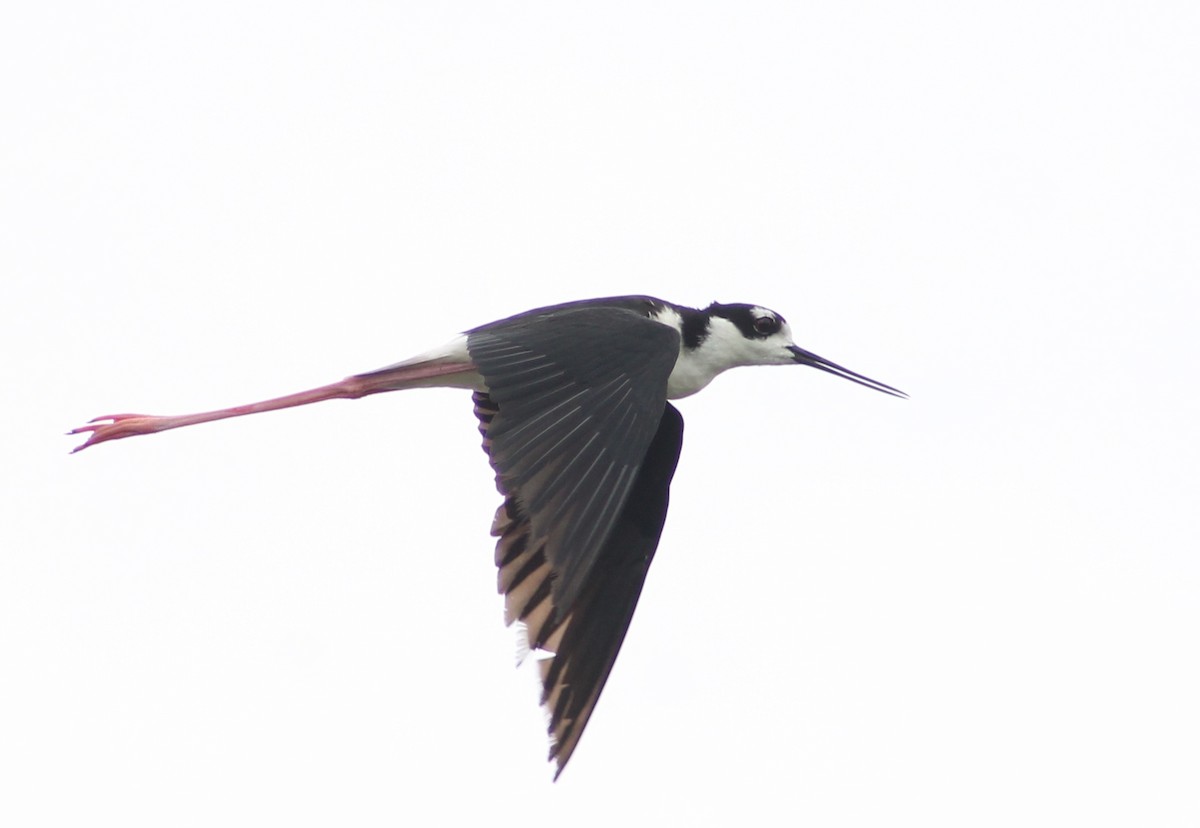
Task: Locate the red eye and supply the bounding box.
[753,316,780,335]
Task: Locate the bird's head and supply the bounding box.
[703,302,907,398]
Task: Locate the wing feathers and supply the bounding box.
[467,306,682,777]
[474,390,685,778]
[468,308,678,611]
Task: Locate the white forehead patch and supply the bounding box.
[751,306,793,341]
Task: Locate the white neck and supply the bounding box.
[653,310,763,399]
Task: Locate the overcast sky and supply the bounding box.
[4,2,1199,826]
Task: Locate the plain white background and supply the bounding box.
[4,2,1198,825]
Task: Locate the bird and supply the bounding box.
[70,295,906,777]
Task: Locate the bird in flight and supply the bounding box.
[70,295,905,777]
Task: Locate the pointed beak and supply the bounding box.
[787,345,908,398]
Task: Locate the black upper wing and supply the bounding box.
[475,394,684,777]
[466,305,679,611]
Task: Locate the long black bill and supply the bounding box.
[787,345,907,398]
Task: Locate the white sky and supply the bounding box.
[4,2,1199,825]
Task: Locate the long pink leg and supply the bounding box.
[69,360,476,453]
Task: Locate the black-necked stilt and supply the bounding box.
[71,295,906,777]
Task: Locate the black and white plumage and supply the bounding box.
[71,295,905,777]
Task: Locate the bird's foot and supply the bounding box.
[68,414,167,453]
